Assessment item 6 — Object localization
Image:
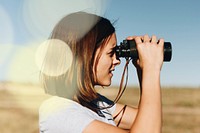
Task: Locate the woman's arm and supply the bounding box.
[129,35,163,133]
[113,103,138,130]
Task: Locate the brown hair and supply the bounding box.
[40,12,116,111]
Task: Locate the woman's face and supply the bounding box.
[93,33,120,86]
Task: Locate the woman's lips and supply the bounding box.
[109,69,114,77]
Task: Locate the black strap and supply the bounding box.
[113,105,127,127]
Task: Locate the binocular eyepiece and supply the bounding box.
[115,40,172,62]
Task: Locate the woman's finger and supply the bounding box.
[135,36,143,44]
[143,34,150,43]
[126,36,136,40]
[158,38,164,46]
[151,35,157,43]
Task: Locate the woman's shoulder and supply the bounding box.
[39,96,78,109]
[39,96,86,118]
[39,96,97,133]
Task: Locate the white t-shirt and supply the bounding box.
[39,95,116,133]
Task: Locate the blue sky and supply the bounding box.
[0,0,200,87]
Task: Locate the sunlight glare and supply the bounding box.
[35,39,73,77]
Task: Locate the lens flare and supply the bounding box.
[0,5,14,44]
[35,39,73,76]
[0,5,15,82]
[6,44,39,83]
[22,0,109,41]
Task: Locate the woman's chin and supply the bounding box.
[95,77,112,86]
[102,80,112,86]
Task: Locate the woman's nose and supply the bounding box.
[113,54,121,65]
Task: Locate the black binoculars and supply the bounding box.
[115,40,172,62]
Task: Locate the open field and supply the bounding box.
[0,82,200,133]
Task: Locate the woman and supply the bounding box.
[39,11,164,133]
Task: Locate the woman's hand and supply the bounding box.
[127,35,164,72]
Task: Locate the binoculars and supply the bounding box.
[115,40,172,62]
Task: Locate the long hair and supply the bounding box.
[40,12,116,111]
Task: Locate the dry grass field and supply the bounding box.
[0,82,200,133]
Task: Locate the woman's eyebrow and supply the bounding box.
[111,42,117,49]
[109,46,116,51]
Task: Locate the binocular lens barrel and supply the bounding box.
[115,40,172,62]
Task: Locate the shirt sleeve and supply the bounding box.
[97,93,116,115]
[109,103,116,115]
